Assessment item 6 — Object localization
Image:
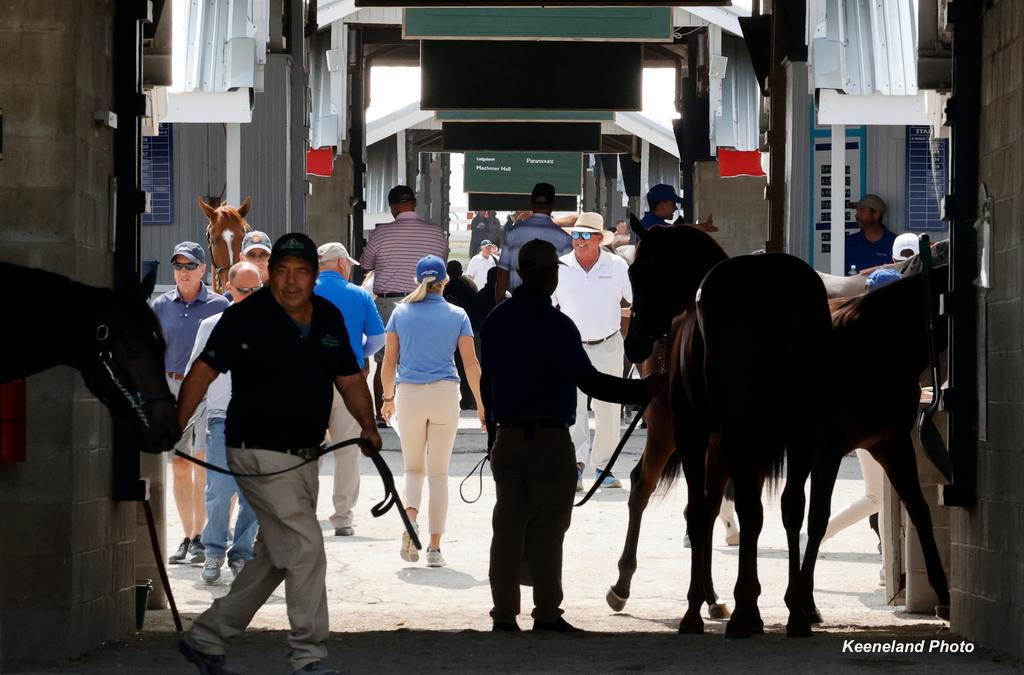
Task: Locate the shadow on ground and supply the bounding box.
[5,625,1016,674]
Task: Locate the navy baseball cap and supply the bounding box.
[170,241,206,265]
[865,268,902,290]
[241,230,272,254]
[530,182,556,206]
[268,233,319,270]
[416,255,447,282]
[388,185,416,205]
[647,184,684,205]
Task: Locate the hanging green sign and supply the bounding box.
[463,152,582,195]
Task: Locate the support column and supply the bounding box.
[829,124,846,275]
[225,123,241,207]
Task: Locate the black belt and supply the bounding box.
[582,331,618,346]
[238,442,321,460]
[378,292,407,298]
[496,419,568,429]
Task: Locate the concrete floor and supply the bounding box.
[10,423,1019,674]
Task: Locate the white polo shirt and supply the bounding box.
[552,249,632,342]
[466,252,497,288]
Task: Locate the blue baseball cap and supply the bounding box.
[171,241,206,265]
[416,255,447,283]
[865,268,901,290]
[646,184,684,205]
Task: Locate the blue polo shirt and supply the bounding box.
[151,283,229,373]
[314,270,385,360]
[845,228,897,272]
[497,214,573,290]
[640,212,671,229]
[386,294,473,385]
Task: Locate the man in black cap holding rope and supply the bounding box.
[480,239,664,633]
[176,232,381,675]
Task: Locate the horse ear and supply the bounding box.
[629,214,646,241]
[237,196,252,218]
[198,197,217,219]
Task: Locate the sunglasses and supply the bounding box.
[570,231,594,241]
[171,261,200,271]
[234,285,262,295]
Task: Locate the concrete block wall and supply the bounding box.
[0,0,136,661]
[949,0,1024,658]
[692,160,768,257]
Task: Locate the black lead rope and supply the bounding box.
[175,438,422,551]
[574,400,649,508]
[459,453,490,504]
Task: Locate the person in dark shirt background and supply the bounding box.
[844,194,896,273]
[444,260,479,410]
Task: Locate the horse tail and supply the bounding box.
[657,448,683,491]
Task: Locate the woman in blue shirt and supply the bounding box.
[381,255,485,568]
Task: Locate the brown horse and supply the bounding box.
[199,196,252,294]
[621,218,831,638]
[800,264,952,623]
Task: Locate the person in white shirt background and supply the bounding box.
[466,239,499,290]
[551,212,633,491]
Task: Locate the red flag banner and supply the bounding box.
[717,148,765,177]
[307,147,335,177]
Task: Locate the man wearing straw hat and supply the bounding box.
[551,213,633,492]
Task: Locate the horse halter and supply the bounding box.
[93,322,175,430]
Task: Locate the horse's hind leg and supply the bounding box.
[608,446,672,611]
[873,437,951,618]
[702,436,731,620]
[678,431,711,634]
[725,456,767,639]
[782,435,814,637]
[801,442,844,625]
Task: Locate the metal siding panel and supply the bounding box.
[866,125,906,233]
[785,63,811,259]
[241,55,290,240]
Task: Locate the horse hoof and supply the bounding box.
[708,603,731,620]
[806,608,823,624]
[786,619,813,638]
[935,605,950,621]
[606,587,628,612]
[678,613,704,634]
[724,619,752,640]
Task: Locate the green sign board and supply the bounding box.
[463,152,582,195]
[437,111,614,122]
[404,7,672,42]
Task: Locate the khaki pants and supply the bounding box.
[328,389,362,529]
[395,380,460,535]
[570,333,624,469]
[184,448,328,672]
[489,426,577,624]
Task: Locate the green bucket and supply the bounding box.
[135,579,154,629]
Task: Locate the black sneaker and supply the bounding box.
[533,617,584,633]
[169,536,191,565]
[178,637,240,675]
[492,621,521,632]
[187,535,206,564]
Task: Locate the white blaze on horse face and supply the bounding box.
[222,230,236,267]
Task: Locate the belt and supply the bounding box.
[496,419,568,429]
[378,292,407,298]
[166,372,185,381]
[239,442,321,460]
[582,331,618,346]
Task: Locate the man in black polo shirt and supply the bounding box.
[480,239,663,633]
[176,233,380,675]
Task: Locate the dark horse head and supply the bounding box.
[624,215,730,363]
[74,271,181,453]
[1,262,181,454]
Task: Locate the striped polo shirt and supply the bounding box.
[359,211,450,294]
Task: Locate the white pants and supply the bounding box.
[327,388,362,529]
[824,448,885,541]
[395,381,460,535]
[571,332,624,469]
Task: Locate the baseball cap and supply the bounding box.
[646,184,684,205]
[241,230,272,255]
[892,232,920,261]
[317,242,359,266]
[480,239,493,248]
[387,185,416,205]
[517,238,566,274]
[268,232,319,270]
[851,194,887,216]
[865,268,902,290]
[530,182,556,206]
[170,241,206,265]
[415,255,447,283]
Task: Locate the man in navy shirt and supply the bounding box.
[639,184,717,233]
[480,239,663,633]
[845,194,897,273]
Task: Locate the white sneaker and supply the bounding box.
[401,524,420,563]
[426,547,446,568]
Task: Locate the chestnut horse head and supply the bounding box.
[199,197,252,294]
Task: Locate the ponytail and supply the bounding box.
[402,275,446,303]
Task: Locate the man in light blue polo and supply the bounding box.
[151,241,230,565]
[315,242,386,537]
[494,182,573,302]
